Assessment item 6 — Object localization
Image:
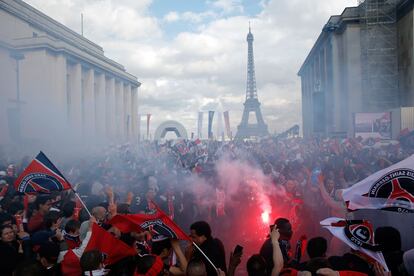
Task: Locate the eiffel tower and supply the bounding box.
[235,25,269,139]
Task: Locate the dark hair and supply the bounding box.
[80,250,103,271]
[246,254,267,276]
[0,224,13,236]
[44,211,61,229]
[375,227,401,252]
[136,255,164,275]
[190,221,212,239]
[65,219,81,234]
[117,203,131,215]
[307,237,328,258]
[13,260,43,276]
[61,201,76,218]
[8,201,24,216]
[274,218,290,228]
[34,196,50,210]
[38,241,60,264]
[186,258,207,276]
[0,213,13,225]
[305,257,331,274]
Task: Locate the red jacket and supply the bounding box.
[28,212,44,233]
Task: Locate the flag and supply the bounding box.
[208,111,214,139]
[146,114,151,139]
[175,140,190,156]
[109,205,190,241]
[223,111,231,139]
[342,154,414,213]
[86,223,136,265]
[320,217,389,271]
[14,151,72,194]
[198,112,203,138]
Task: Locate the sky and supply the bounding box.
[25,0,357,138]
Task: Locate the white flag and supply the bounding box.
[320,217,389,271]
[342,154,414,213]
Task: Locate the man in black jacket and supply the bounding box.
[259,218,293,275]
[189,221,227,276]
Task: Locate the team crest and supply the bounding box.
[368,168,414,213]
[140,219,180,240]
[344,220,380,251]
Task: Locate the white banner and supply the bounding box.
[320,217,389,271]
[342,154,414,213]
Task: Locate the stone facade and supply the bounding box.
[298,2,414,138]
[0,0,140,148]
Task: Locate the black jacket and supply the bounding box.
[192,238,227,276]
[259,238,290,276]
[0,240,30,276]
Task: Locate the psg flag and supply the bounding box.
[14,151,72,194]
[86,223,137,265]
[320,217,389,271]
[342,154,414,213]
[109,204,190,241]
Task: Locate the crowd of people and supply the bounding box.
[0,135,414,276]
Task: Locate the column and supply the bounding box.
[131,86,138,142]
[115,80,124,141]
[124,83,131,141]
[82,67,95,139]
[47,53,67,137]
[71,63,82,140]
[106,76,116,140]
[95,72,106,137]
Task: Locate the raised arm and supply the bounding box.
[318,178,344,212]
[271,228,284,276]
[169,239,188,275]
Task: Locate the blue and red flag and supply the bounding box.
[109,203,190,241]
[14,151,72,194]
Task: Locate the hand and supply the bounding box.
[229,250,242,269]
[126,192,134,205]
[217,268,226,276]
[55,229,64,241]
[171,239,180,249]
[105,186,114,204]
[374,262,391,276]
[108,202,117,217]
[108,226,121,238]
[89,216,97,230]
[270,227,280,244]
[316,268,340,276]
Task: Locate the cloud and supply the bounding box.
[163,10,217,24]
[209,0,244,14]
[25,0,354,137]
[163,11,180,22]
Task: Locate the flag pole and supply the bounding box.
[73,190,92,217]
[149,201,218,271]
[192,242,218,271]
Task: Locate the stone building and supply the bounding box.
[0,0,140,149]
[298,0,414,138]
